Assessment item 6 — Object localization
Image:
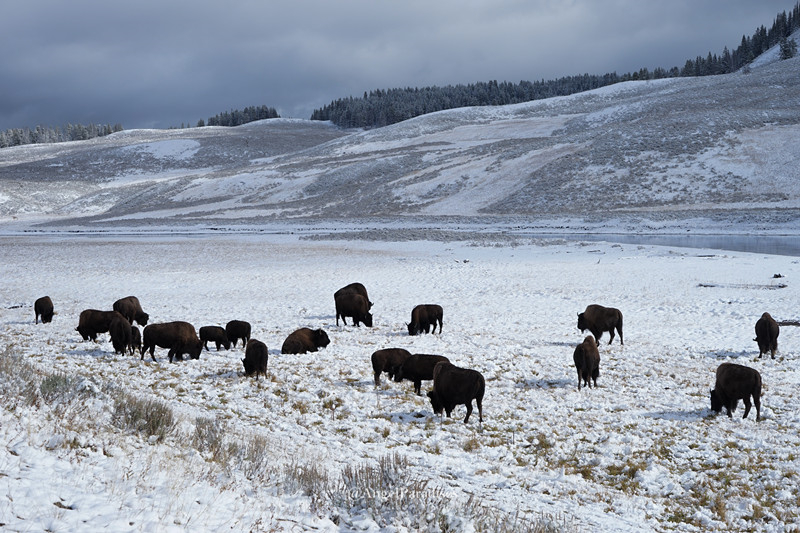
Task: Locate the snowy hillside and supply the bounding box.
[1,57,799,234]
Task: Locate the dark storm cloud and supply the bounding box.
[0,0,794,130]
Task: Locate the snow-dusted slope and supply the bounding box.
[1,57,799,231]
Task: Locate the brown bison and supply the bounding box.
[335,293,373,327]
[34,296,54,324]
[76,309,126,341]
[427,361,485,424]
[393,353,450,395]
[407,304,443,335]
[371,348,412,387]
[113,296,149,326]
[199,326,231,351]
[577,304,623,346]
[281,327,330,354]
[242,339,269,379]
[225,320,251,348]
[109,314,133,355]
[130,326,142,356]
[754,312,779,359]
[334,282,373,309]
[573,335,600,390]
[710,362,762,421]
[141,321,203,362]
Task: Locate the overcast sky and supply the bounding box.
[0,1,794,131]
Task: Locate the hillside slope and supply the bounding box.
[1,57,799,232]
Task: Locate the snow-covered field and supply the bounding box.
[1,234,799,532]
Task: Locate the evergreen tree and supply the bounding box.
[780,37,798,59]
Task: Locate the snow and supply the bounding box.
[1,234,799,532]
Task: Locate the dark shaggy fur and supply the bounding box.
[371,348,412,387]
[335,293,373,327]
[334,282,373,309]
[109,314,133,355]
[199,326,231,351]
[225,320,251,348]
[573,335,600,390]
[577,304,623,346]
[76,309,125,341]
[34,296,54,324]
[113,296,149,326]
[427,361,485,424]
[281,327,330,354]
[393,353,450,395]
[141,321,203,362]
[242,339,269,379]
[407,304,443,335]
[754,312,779,359]
[710,362,762,421]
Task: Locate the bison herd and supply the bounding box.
[30,286,782,425]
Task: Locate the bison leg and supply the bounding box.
[374,372,381,387]
[414,380,422,395]
[617,326,623,345]
[742,397,752,419]
[591,330,602,346]
[607,328,615,345]
[576,368,582,391]
[464,402,473,424]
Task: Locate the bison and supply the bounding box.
[34,296,54,324]
[281,327,330,354]
[754,312,779,359]
[199,325,231,351]
[407,304,443,335]
[577,304,623,346]
[225,320,251,348]
[109,314,133,356]
[427,361,485,424]
[141,321,203,362]
[335,293,373,327]
[76,309,126,341]
[130,325,142,356]
[242,339,269,379]
[393,353,450,395]
[113,296,149,326]
[573,335,600,390]
[371,348,412,387]
[334,282,373,309]
[710,362,762,421]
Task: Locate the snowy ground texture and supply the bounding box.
[1,235,799,532]
[0,51,799,234]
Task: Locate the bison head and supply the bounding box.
[577,312,587,332]
[427,390,444,416]
[710,389,723,413]
[188,339,203,360]
[407,322,420,336]
[313,329,331,349]
[135,311,150,326]
[363,312,373,327]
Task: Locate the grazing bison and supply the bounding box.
[371,348,412,387]
[407,304,443,335]
[199,326,231,351]
[112,296,149,326]
[393,353,450,395]
[225,320,251,348]
[34,296,54,324]
[242,339,269,379]
[281,327,330,354]
[710,362,762,421]
[76,309,126,341]
[754,312,779,359]
[109,314,133,355]
[130,325,142,356]
[573,335,600,390]
[335,293,373,327]
[141,321,203,362]
[577,304,623,346]
[427,361,485,424]
[334,282,373,309]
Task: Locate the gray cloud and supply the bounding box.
[0,0,793,130]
